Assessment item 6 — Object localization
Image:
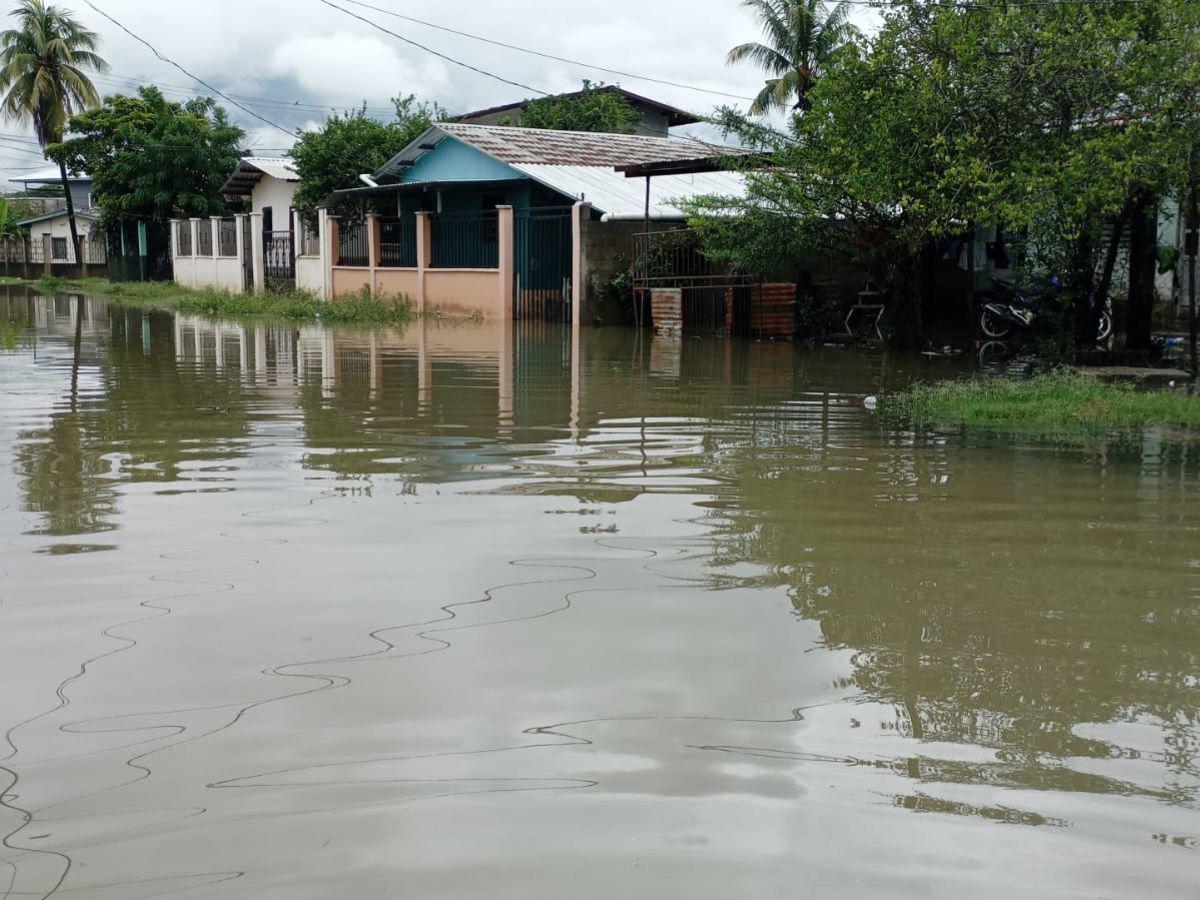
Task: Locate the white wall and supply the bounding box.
[171,219,245,292]
[252,177,299,228]
[296,256,324,296]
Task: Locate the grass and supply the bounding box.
[34,277,414,326]
[882,370,1200,434]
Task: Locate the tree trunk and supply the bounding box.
[58,159,82,272]
[1068,226,1097,354]
[1125,192,1158,355]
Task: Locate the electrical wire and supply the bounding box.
[81,0,296,138]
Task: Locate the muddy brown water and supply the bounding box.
[0,291,1198,899]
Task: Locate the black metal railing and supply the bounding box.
[176,221,192,256]
[431,210,498,269]
[85,237,107,264]
[337,219,368,267]
[515,206,573,322]
[263,230,294,281]
[218,218,238,257]
[379,216,417,267]
[196,221,214,256]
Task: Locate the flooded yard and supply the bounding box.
[1,289,1198,898]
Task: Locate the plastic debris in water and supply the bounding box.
[863,395,878,411]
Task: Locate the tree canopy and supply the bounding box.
[47,86,244,223]
[509,81,643,133]
[727,0,858,114]
[289,95,446,225]
[690,0,1200,349]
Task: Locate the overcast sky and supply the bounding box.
[1,0,881,183]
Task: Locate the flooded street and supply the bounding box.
[1,290,1198,898]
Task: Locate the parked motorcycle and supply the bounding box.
[977,276,1112,343]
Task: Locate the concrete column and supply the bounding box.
[234,214,248,290]
[415,211,432,314]
[571,201,590,329]
[367,214,380,298]
[318,208,331,301]
[249,211,265,293]
[41,234,51,276]
[417,315,431,414]
[496,205,514,320]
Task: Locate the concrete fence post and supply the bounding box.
[497,205,514,320]
[328,215,340,299]
[415,211,432,314]
[42,233,51,276]
[571,201,590,329]
[318,208,331,300]
[367,214,380,298]
[249,211,264,293]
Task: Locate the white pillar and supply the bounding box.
[249,211,265,293]
[235,214,248,293]
[318,208,331,301]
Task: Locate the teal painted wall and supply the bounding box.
[401,137,524,185]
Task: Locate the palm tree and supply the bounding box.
[727,0,857,115]
[0,0,107,267]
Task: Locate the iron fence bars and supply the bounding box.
[28,237,43,264]
[197,221,214,256]
[631,227,751,291]
[430,209,499,269]
[218,218,238,257]
[300,219,321,257]
[242,218,253,290]
[338,219,369,267]
[85,237,107,264]
[263,230,295,283]
[176,221,192,257]
[514,206,573,322]
[51,237,70,262]
[379,216,417,267]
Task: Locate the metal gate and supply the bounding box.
[514,206,573,322]
[263,230,295,289]
[242,220,253,290]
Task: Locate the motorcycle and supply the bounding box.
[977,276,1112,343]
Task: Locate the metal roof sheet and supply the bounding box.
[221,156,298,196]
[512,164,747,219]
[7,166,88,184]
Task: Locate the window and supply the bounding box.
[51,237,68,260]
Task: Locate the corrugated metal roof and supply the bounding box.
[376,123,745,180]
[16,208,100,226]
[240,156,298,181]
[7,166,88,184]
[512,164,747,219]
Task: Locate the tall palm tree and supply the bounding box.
[0,0,107,267]
[727,0,857,115]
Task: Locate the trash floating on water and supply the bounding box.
[863,395,878,411]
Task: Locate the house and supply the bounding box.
[455,87,701,137]
[221,156,300,235]
[7,166,93,210]
[218,155,323,292]
[323,121,747,320]
[17,207,105,268]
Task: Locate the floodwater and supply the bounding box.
[0,289,1198,900]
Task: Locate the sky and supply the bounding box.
[0,0,882,184]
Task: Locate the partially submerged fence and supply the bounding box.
[431,210,499,269]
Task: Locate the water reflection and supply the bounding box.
[0,289,1198,898]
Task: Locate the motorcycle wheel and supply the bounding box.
[1096,312,1113,343]
[979,309,1011,339]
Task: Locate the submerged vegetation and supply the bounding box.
[885,371,1200,433]
[43,277,414,325]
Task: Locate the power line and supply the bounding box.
[313,0,550,96]
[336,0,756,103]
[81,0,295,138]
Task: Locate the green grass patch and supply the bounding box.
[51,278,414,326]
[882,370,1200,434]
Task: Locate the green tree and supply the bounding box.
[726,0,858,114]
[290,95,446,225]
[47,86,244,223]
[509,81,643,133]
[0,0,107,265]
[692,0,1200,352]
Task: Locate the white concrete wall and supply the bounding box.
[296,256,324,296]
[252,177,299,226]
[170,219,244,292]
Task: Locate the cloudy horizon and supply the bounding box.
[0,0,881,183]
